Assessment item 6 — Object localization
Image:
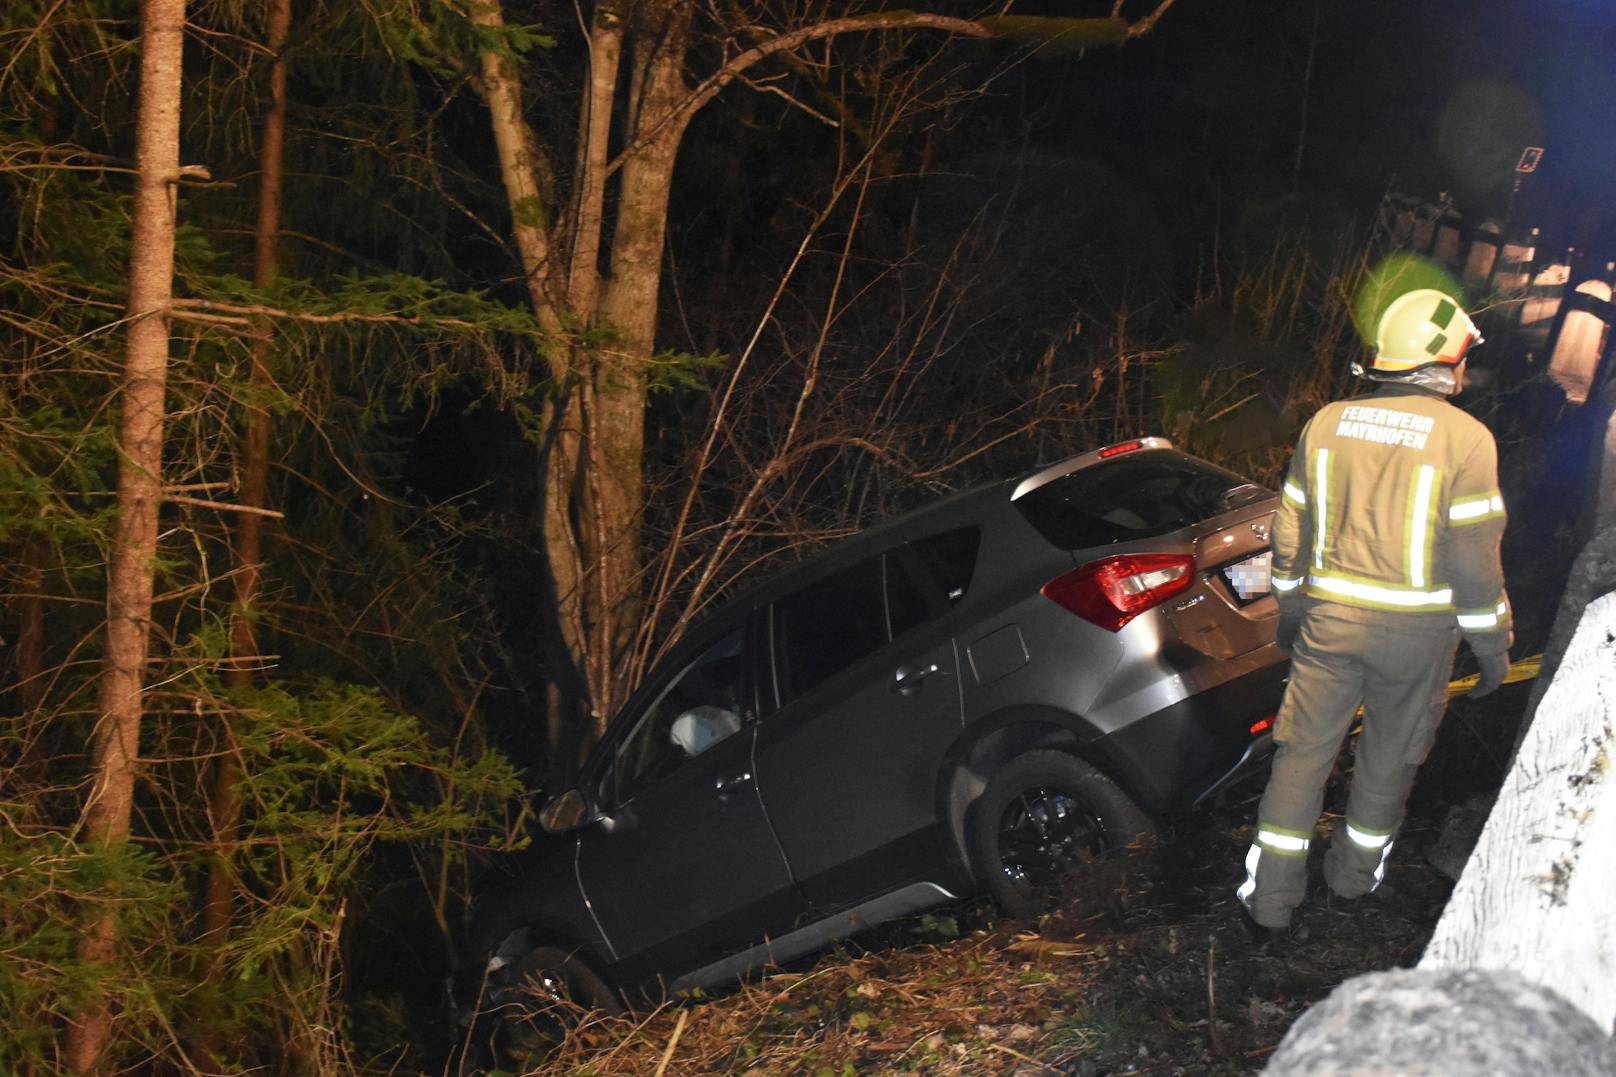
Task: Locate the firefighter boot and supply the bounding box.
[1237,830,1312,929]
[1324,822,1396,899]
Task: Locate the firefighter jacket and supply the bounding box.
[1269,382,1512,656]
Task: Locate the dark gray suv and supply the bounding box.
[455,437,1286,1054]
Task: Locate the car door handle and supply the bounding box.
[715,771,753,800]
[893,662,941,696]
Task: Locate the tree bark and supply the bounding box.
[567,4,622,317]
[472,0,564,339]
[192,0,290,1063]
[470,0,596,762]
[1516,525,1616,758]
[1421,590,1616,1034]
[585,5,691,723]
[66,0,187,1070]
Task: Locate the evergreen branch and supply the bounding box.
[167,298,529,335]
[0,147,137,175]
[144,655,282,666]
[167,308,252,328]
[164,495,286,520]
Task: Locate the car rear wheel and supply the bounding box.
[967,750,1152,918]
[457,943,622,1073]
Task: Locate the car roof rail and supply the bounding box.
[1010,436,1176,502]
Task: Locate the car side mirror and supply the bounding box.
[537,788,590,834]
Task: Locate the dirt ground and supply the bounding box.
[513,680,1532,1077]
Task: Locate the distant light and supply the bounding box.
[1250,715,1275,735]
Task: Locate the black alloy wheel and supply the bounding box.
[967,750,1152,918]
[456,942,622,1073]
[995,784,1109,892]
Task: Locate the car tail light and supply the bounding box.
[1097,439,1146,458]
[1042,553,1196,631]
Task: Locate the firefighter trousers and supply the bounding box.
[1238,604,1460,928]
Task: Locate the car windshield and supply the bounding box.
[1013,450,1267,551]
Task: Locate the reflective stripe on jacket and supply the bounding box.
[1270,383,1512,652]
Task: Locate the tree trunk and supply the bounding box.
[472,0,564,337]
[471,0,596,764]
[66,0,187,1070]
[585,9,691,725]
[1517,526,1616,758]
[566,5,622,317]
[1421,589,1616,1033]
[192,0,289,1063]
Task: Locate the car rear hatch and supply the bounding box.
[1010,439,1278,658]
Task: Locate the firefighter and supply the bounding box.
[1237,288,1512,937]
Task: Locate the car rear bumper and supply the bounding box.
[1090,658,1288,813]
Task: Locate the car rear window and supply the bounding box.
[910,527,980,605]
[1013,451,1266,551]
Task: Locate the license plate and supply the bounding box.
[1222,551,1273,602]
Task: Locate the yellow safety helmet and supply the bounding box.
[1370,289,1483,374]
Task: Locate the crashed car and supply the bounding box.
[454,437,1287,1061]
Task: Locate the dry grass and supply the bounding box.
[497,786,1468,1077]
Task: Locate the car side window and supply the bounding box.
[772,556,887,705]
[609,627,747,805]
[910,526,981,605]
[884,549,935,639]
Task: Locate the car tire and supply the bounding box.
[456,943,622,1073]
[967,750,1152,918]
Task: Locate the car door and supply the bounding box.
[751,542,967,912]
[574,619,809,984]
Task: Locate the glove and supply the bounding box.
[1275,610,1302,657]
[1469,649,1508,698]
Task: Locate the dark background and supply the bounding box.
[982,0,1616,266]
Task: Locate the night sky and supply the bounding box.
[992,0,1616,267]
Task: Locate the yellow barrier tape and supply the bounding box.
[1344,654,1542,733]
[1441,652,1543,698]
